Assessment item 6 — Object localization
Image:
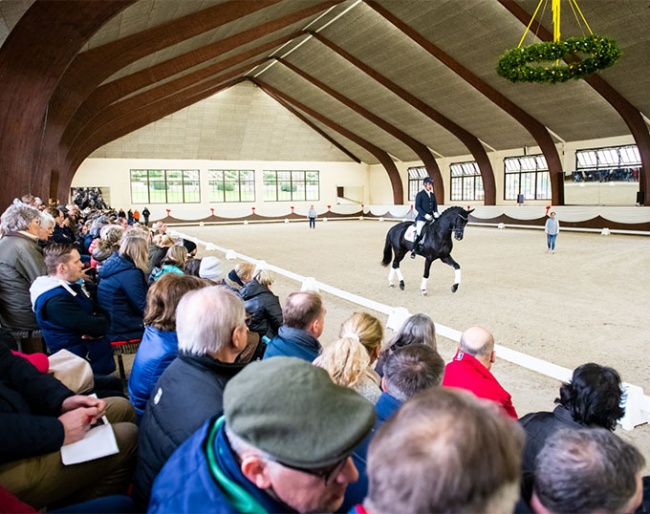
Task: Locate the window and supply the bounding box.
[450,162,484,201]
[408,167,428,201]
[504,155,551,201]
[573,145,641,182]
[130,170,200,204]
[208,170,255,202]
[263,170,319,202]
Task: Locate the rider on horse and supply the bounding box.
[411,176,439,258]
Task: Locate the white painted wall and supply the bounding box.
[73,158,369,220]
[74,134,641,217]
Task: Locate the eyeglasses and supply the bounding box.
[275,455,350,485]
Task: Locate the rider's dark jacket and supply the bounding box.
[415,189,438,222]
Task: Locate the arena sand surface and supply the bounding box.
[178,220,650,461]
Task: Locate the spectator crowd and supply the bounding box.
[0,193,647,513]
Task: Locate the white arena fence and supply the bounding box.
[173,225,650,431]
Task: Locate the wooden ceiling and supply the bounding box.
[0,0,648,206]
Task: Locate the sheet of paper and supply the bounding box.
[60,416,119,465]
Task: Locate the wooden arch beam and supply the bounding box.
[276,57,442,202]
[0,0,133,208]
[64,1,341,149]
[253,79,404,204]
[309,32,497,205]
[65,33,298,159]
[66,67,251,183]
[366,0,565,205]
[499,0,650,205]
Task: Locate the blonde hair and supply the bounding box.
[319,336,371,388]
[319,312,384,388]
[254,268,274,286]
[339,312,384,358]
[100,224,124,245]
[119,233,149,274]
[163,245,188,268]
[235,262,255,283]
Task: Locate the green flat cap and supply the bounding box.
[224,357,376,469]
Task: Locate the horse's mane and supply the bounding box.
[426,206,466,236]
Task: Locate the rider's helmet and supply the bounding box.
[423,177,434,185]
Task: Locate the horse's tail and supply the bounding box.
[381,230,393,267]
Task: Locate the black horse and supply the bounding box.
[381,206,474,294]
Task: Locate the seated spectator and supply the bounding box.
[128,273,206,421]
[91,225,124,272]
[149,357,375,513]
[184,257,202,277]
[148,234,174,272]
[375,312,437,375]
[357,387,524,514]
[264,291,326,362]
[0,344,137,510]
[318,312,384,403]
[442,325,518,419]
[97,233,149,343]
[518,363,625,503]
[197,256,225,284]
[132,286,249,509]
[0,202,47,347]
[150,244,187,283]
[530,429,644,514]
[30,244,114,375]
[342,344,446,511]
[224,262,254,290]
[47,207,74,245]
[240,267,283,341]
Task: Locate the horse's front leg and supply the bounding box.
[391,250,407,290]
[421,258,434,296]
[440,255,461,293]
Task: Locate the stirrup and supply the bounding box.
[410,250,417,259]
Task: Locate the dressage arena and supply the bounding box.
[177,220,650,457]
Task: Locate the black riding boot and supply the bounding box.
[411,233,422,258]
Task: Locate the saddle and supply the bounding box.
[405,224,418,243]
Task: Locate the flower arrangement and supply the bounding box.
[496,35,621,84]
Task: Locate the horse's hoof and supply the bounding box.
[451,284,459,293]
[399,281,405,291]
[389,283,395,288]
[421,290,427,296]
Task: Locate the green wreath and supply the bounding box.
[496,35,621,84]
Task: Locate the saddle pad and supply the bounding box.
[405,224,417,243]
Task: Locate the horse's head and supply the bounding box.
[451,208,474,240]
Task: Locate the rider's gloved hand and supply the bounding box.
[425,214,432,220]
[433,212,440,219]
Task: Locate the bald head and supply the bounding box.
[459,326,495,368]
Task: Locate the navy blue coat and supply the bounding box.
[263,326,321,362]
[414,188,438,221]
[239,279,283,339]
[97,253,147,343]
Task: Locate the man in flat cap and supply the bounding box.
[149,357,375,513]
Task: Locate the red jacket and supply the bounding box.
[442,349,518,420]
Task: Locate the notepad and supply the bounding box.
[60,416,119,465]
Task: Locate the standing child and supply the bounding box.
[545,211,559,253]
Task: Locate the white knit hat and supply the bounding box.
[199,256,224,282]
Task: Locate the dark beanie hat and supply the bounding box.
[224,357,376,469]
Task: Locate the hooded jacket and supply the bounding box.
[239,279,283,339]
[97,253,147,342]
[263,326,321,362]
[30,275,114,375]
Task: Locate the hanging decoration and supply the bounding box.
[496,0,620,84]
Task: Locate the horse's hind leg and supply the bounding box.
[421,258,434,296]
[441,255,461,293]
[392,252,407,290]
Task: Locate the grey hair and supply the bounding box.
[225,425,276,463]
[534,428,645,514]
[383,345,445,401]
[176,286,246,356]
[388,313,437,352]
[100,224,124,244]
[39,211,56,229]
[1,203,42,232]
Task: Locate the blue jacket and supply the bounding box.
[30,276,114,375]
[415,189,438,221]
[97,253,148,342]
[150,416,292,513]
[263,326,321,362]
[132,353,245,510]
[341,392,403,512]
[127,326,178,421]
